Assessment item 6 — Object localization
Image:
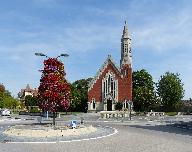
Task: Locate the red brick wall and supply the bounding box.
[88,63,121,102]
[118,66,132,101]
[88,63,132,103]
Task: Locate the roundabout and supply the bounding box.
[0,122,117,143]
[0,114,192,152]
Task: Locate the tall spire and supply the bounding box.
[120,21,132,68]
[122,21,129,39]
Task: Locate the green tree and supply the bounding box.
[4,90,11,97]
[0,92,4,108]
[71,78,92,112]
[156,72,184,111]
[133,69,157,112]
[70,85,81,111]
[25,95,38,109]
[0,83,18,109]
[3,97,18,109]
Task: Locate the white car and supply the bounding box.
[0,109,11,116]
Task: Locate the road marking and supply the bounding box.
[5,126,118,144]
[10,141,56,144]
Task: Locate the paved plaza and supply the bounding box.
[0,113,192,152]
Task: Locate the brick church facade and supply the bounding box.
[88,22,132,111]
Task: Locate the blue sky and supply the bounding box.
[0,0,191,99]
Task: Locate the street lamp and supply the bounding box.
[35,53,48,58]
[129,101,133,120]
[35,52,69,59]
[35,52,69,120]
[57,53,69,58]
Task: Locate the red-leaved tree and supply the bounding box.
[38,58,71,125]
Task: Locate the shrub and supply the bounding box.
[115,102,123,111]
[30,107,40,113]
[165,112,177,116]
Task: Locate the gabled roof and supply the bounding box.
[19,84,38,98]
[88,55,121,91]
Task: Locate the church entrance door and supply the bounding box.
[107,99,112,111]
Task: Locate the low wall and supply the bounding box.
[100,111,130,119]
[146,112,165,117]
[19,111,57,117]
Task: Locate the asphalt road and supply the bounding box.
[0,120,192,152]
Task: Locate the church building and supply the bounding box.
[88,22,132,111]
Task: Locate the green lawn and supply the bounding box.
[165,112,178,116]
[59,112,83,116]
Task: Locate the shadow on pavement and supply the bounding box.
[127,121,192,137]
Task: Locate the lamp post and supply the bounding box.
[35,52,69,123]
[129,101,133,120]
[35,52,69,59]
[56,53,69,59]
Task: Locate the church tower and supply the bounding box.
[87,22,133,112]
[120,21,132,102]
[120,21,132,69]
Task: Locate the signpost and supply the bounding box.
[70,120,78,129]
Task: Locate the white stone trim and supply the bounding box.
[88,55,121,92]
[102,71,118,103]
[116,80,118,102]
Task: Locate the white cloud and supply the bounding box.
[147,53,192,99]
[0,0,192,99]
[133,7,192,52]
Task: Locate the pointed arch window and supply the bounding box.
[102,72,118,101]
